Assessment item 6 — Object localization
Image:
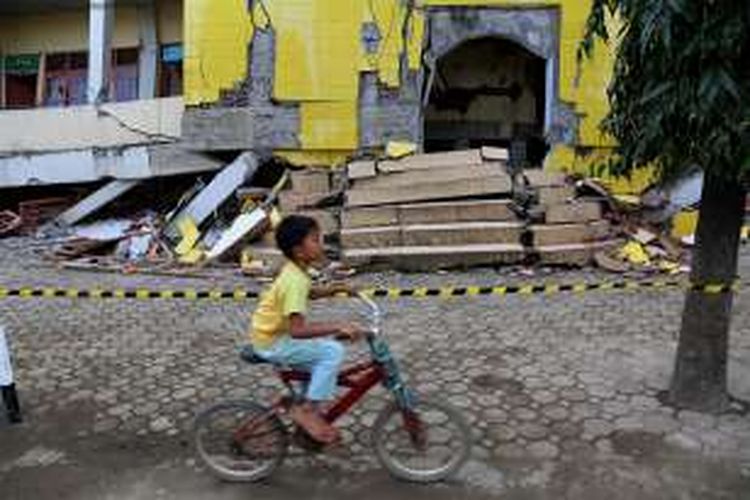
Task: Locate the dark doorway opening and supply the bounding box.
[424,37,549,166]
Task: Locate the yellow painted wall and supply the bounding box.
[183,0,254,105]
[0,1,183,55]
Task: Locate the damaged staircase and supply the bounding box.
[337,148,618,271]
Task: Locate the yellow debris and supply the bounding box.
[618,241,650,266]
[269,207,282,228]
[385,141,417,159]
[671,210,699,239]
[741,226,749,242]
[178,247,204,265]
[174,217,200,256]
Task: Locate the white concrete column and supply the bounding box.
[0,325,21,424]
[137,0,158,99]
[87,0,115,104]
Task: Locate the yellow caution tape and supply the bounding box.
[0,279,743,301]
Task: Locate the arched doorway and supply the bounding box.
[423,37,549,166]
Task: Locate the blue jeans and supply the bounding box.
[255,336,345,402]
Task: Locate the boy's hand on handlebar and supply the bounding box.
[329,282,358,297]
[336,323,367,342]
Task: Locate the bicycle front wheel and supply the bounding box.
[372,395,471,483]
[194,400,289,482]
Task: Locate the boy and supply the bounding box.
[250,215,362,444]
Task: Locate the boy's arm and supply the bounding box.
[310,282,356,300]
[288,313,346,339]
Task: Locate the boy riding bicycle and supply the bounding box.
[249,215,364,444]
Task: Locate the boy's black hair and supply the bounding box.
[275,215,320,260]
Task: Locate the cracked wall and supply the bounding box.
[183,0,654,192]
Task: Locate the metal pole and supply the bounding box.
[0,325,22,424]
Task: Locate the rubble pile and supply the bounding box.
[1,148,746,277]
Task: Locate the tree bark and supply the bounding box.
[669,173,747,413]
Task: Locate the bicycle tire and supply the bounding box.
[372,395,471,483]
[194,400,289,482]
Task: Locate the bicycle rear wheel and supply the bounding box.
[194,400,289,482]
[372,395,471,483]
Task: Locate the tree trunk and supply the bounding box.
[669,173,747,413]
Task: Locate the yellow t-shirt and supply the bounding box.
[250,261,311,349]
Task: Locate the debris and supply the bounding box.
[618,241,650,266]
[545,201,603,224]
[0,211,21,237]
[55,180,141,227]
[481,146,510,162]
[347,160,377,180]
[205,208,268,262]
[174,217,201,256]
[630,228,658,245]
[165,152,258,242]
[594,250,630,273]
[385,141,417,159]
[671,210,698,239]
[72,219,133,241]
[18,197,73,234]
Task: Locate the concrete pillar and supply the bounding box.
[87,0,115,104]
[0,326,21,424]
[137,0,158,99]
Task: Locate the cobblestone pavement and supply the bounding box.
[1,240,750,499]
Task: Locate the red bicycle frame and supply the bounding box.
[277,360,385,423]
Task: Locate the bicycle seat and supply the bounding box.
[239,344,271,365]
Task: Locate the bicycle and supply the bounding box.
[193,293,472,483]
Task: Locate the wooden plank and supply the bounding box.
[538,185,575,206]
[289,169,330,194]
[531,220,611,246]
[342,206,399,228]
[342,243,525,271]
[379,149,483,173]
[524,169,567,187]
[546,201,603,224]
[347,160,377,180]
[354,163,505,190]
[342,221,524,248]
[347,175,512,207]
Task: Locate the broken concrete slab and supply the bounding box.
[347,160,377,180]
[205,207,268,262]
[535,240,621,266]
[400,200,518,225]
[347,175,512,207]
[481,146,510,161]
[538,185,576,206]
[341,221,524,248]
[341,200,517,229]
[342,243,525,271]
[342,206,399,228]
[354,163,506,190]
[378,149,484,173]
[525,169,567,187]
[165,152,258,240]
[56,179,141,226]
[278,191,332,212]
[546,201,603,224]
[289,169,331,194]
[531,220,611,247]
